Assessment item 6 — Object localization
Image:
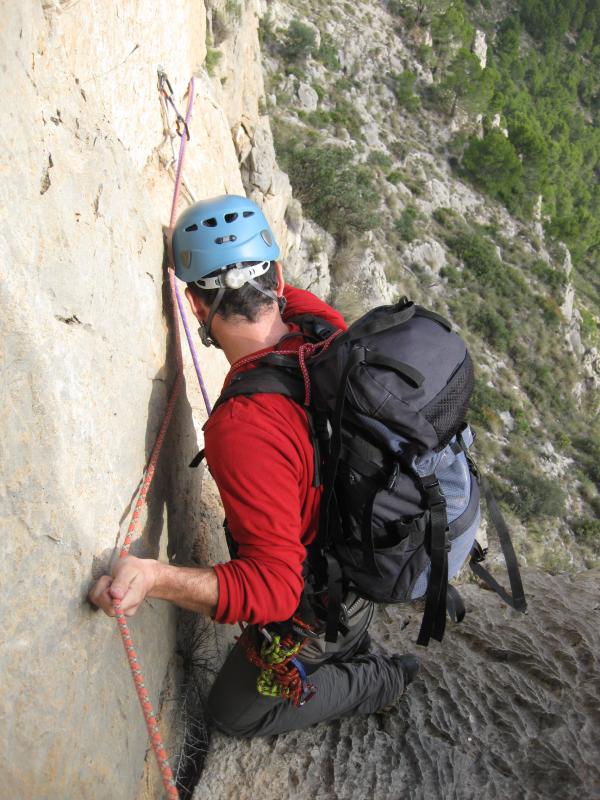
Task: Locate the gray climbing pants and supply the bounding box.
[207,626,407,738]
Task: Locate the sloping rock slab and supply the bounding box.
[195,568,600,800]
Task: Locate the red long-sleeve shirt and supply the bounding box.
[205,285,346,625]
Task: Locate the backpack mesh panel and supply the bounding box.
[421,352,474,449]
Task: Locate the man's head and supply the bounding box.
[172,195,282,347]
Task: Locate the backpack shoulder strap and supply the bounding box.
[190,365,306,468]
[212,365,305,413]
[285,314,339,342]
[206,364,325,488]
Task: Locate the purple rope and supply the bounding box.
[174,281,213,415]
[169,77,195,228]
[168,76,213,417]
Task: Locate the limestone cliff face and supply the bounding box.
[0,2,293,797]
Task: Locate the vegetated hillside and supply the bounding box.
[259,0,600,573]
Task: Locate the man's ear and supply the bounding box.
[184,286,209,322]
[274,261,285,298]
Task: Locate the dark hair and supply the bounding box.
[186,261,278,322]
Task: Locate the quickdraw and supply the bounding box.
[158,67,190,140]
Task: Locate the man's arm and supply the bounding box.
[205,397,309,626]
[88,556,219,617]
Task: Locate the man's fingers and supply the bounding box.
[115,574,143,615]
[109,562,148,617]
[89,557,155,619]
[88,575,117,616]
[108,582,124,600]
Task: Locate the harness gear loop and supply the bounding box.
[240,619,316,706]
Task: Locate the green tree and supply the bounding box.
[438,49,495,116]
[462,130,524,208]
[395,204,420,241]
[394,0,453,25]
[316,32,340,69]
[501,463,567,521]
[507,111,549,205]
[389,70,421,111]
[518,0,590,42]
[432,1,474,55]
[282,20,317,62]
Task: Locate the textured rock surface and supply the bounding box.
[472,30,487,69]
[0,1,296,798]
[195,569,600,800]
[297,82,319,112]
[284,218,336,298]
[403,240,447,276]
[331,238,397,320]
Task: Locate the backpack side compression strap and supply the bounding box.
[416,473,450,647]
[470,476,527,612]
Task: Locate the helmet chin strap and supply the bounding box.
[246,278,287,314]
[200,286,226,348]
[199,280,285,348]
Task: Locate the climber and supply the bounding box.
[89,194,419,737]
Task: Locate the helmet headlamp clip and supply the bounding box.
[194,260,271,291]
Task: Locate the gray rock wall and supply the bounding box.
[0,2,293,797]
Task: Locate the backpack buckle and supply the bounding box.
[386,462,400,491]
[419,475,447,510]
[471,540,488,563]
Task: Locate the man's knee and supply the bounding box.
[206,679,269,739]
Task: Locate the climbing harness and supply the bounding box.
[110,71,213,800]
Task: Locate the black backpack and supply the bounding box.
[202,298,526,646]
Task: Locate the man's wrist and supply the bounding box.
[147,562,219,616]
[148,560,169,599]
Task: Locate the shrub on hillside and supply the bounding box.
[316,32,340,69]
[389,70,421,111]
[529,258,566,298]
[571,517,600,548]
[433,206,461,228]
[395,204,420,242]
[462,131,524,209]
[282,20,317,62]
[499,461,567,521]
[468,380,506,432]
[469,305,514,350]
[273,128,379,239]
[434,49,495,116]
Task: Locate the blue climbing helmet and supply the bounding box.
[172,195,282,347]
[172,194,280,284]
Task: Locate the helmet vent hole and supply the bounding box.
[202,217,218,227]
[243,211,255,218]
[185,224,198,232]
[224,212,238,223]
